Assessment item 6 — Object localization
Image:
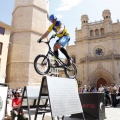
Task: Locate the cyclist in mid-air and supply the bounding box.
[37,14,72,66]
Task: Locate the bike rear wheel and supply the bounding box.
[64,63,77,79]
[34,55,50,75]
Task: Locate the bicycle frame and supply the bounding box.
[42,40,66,67]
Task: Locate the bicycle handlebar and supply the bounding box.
[39,35,55,44]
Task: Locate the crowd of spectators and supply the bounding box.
[7,88,23,99]
[78,84,120,107]
[7,84,120,112]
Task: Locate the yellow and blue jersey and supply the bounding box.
[48,21,70,38]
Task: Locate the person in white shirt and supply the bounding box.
[82,85,87,93]
[98,84,104,92]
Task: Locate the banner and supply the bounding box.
[0,86,8,120]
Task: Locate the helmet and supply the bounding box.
[49,14,57,21]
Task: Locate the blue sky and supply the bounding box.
[1,0,120,57]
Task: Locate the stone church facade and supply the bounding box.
[67,10,120,88]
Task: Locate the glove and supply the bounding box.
[37,38,42,43]
[51,34,56,38]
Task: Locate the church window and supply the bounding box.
[90,30,94,36]
[100,28,104,35]
[94,47,104,57]
[95,29,99,35]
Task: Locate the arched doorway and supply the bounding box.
[97,78,107,89]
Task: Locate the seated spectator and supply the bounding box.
[11,90,27,120]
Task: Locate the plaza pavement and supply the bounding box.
[31,106,120,120]
[6,99,120,120]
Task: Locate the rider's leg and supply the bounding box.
[54,43,72,59]
[56,36,72,65]
[60,47,70,60]
[53,44,59,66]
[53,44,59,58]
[60,47,72,65]
[54,42,72,65]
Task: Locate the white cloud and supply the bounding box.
[55,0,82,11]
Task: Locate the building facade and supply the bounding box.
[6,0,49,88]
[67,10,120,88]
[0,21,13,83]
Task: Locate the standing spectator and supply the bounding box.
[78,87,83,94]
[104,86,111,106]
[91,86,97,93]
[110,84,117,107]
[9,88,13,99]
[118,85,120,96]
[12,89,16,98]
[7,88,11,98]
[98,84,104,93]
[82,85,87,93]
[87,86,91,92]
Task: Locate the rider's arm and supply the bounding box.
[57,23,64,34]
[40,30,50,40]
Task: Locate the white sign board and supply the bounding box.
[46,76,83,117]
[26,86,40,99]
[0,86,8,120]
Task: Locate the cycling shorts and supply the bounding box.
[56,36,70,47]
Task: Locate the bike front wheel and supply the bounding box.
[34,55,50,75]
[64,63,77,79]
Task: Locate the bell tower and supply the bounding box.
[102,9,112,33]
[102,9,111,21]
[6,0,49,88]
[102,9,114,54]
[81,15,89,38]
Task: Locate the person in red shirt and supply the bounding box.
[11,90,27,120]
[12,93,22,108]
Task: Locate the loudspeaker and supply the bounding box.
[71,93,105,120]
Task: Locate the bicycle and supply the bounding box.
[34,36,77,79]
